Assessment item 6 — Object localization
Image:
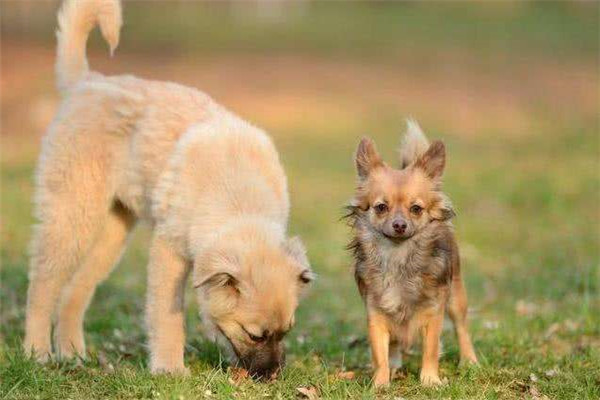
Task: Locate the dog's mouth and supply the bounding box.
[382,231,413,242]
[215,325,283,380]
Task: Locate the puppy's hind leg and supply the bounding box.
[55,202,136,359]
[24,136,116,361]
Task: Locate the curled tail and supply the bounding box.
[56,0,122,93]
[398,118,430,168]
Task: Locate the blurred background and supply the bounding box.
[1,1,598,398]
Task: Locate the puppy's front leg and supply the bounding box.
[368,309,391,387]
[146,235,190,375]
[419,306,445,387]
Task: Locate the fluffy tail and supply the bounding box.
[398,118,430,168]
[56,0,122,93]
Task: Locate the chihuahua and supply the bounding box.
[346,120,478,386]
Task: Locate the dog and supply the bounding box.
[346,120,478,387]
[23,0,313,378]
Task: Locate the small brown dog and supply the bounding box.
[346,121,478,387]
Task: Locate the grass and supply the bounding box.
[1,1,599,399]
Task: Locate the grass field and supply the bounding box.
[1,1,599,399]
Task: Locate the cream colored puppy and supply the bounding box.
[23,0,313,377]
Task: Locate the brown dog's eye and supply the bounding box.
[410,204,423,215]
[374,203,388,214]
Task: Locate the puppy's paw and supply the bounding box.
[23,342,52,363]
[55,343,86,362]
[150,365,191,376]
[419,371,445,387]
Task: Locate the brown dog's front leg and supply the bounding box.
[368,309,391,386]
[419,307,445,386]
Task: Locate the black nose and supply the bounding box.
[392,221,407,233]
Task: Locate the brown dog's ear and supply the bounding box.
[430,193,456,221]
[355,137,383,179]
[414,140,446,180]
[283,237,315,286]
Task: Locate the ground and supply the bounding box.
[1,2,599,399]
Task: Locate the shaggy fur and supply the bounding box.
[23,0,313,377]
[346,121,478,387]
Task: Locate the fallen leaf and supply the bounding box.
[228,367,250,385]
[297,386,319,399]
[543,323,561,340]
[529,385,550,400]
[516,300,538,316]
[564,319,580,332]
[334,370,355,380]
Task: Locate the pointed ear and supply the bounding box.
[414,140,446,180]
[430,193,456,221]
[355,137,383,179]
[283,237,315,285]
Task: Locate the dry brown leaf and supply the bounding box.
[529,385,550,400]
[334,370,355,380]
[516,300,538,316]
[543,323,561,340]
[228,367,250,385]
[297,386,320,400]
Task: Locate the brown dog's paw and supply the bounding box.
[460,354,479,366]
[373,369,390,387]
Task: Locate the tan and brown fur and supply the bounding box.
[346,121,478,387]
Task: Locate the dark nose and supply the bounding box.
[243,350,285,381]
[392,220,407,233]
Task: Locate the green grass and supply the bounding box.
[1,1,599,399]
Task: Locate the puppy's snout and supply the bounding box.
[241,345,285,380]
[392,219,407,234]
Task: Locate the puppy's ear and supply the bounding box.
[195,272,239,291]
[414,140,445,180]
[283,237,315,286]
[355,137,383,179]
[193,253,240,292]
[430,193,456,221]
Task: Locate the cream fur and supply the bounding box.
[24,0,311,374]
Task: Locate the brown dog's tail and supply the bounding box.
[55,0,122,93]
[398,118,430,168]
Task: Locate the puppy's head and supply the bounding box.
[351,135,455,241]
[193,228,313,378]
